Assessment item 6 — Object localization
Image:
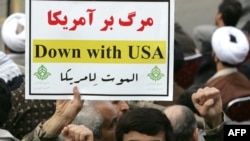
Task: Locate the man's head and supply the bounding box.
[215,0,242,27]
[72,100,129,141]
[94,101,119,141]
[164,105,198,141]
[1,13,25,53]
[115,108,174,141]
[211,26,249,67]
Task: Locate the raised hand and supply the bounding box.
[62,124,94,141]
[192,87,223,128]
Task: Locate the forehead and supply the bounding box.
[94,101,118,118]
[123,131,166,141]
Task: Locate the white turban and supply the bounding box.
[1,13,25,52]
[211,26,249,65]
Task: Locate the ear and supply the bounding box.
[215,13,224,27]
[192,128,199,141]
[212,51,219,63]
[4,45,10,54]
[214,55,220,63]
[217,13,222,20]
[247,34,250,43]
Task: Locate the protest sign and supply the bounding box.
[25,0,174,100]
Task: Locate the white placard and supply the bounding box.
[25,0,175,100]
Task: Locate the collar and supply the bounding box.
[207,68,238,83]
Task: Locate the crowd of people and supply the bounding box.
[1,0,250,141]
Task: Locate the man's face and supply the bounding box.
[111,101,129,118]
[94,101,119,141]
[93,100,129,141]
[123,131,166,141]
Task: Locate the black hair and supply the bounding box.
[241,20,250,34]
[221,61,236,67]
[176,83,206,115]
[174,40,184,74]
[115,108,174,141]
[219,0,242,26]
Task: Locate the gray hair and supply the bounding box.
[72,100,104,139]
[164,105,197,141]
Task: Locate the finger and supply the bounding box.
[197,87,219,105]
[203,98,215,107]
[192,89,206,105]
[67,126,78,141]
[80,130,94,141]
[71,126,84,141]
[61,126,69,136]
[197,98,214,116]
[72,86,83,110]
[79,133,85,141]
[192,90,200,103]
[86,134,94,141]
[82,134,94,141]
[73,86,81,102]
[204,87,220,98]
[74,132,80,141]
